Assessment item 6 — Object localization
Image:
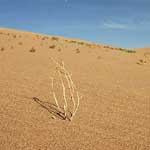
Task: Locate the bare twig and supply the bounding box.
[51,77,61,110]
[50,57,81,121]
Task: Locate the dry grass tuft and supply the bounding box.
[29,47,36,52]
[117,48,136,53]
[49,45,56,49]
[75,48,80,54]
[51,37,59,41]
[50,57,81,121]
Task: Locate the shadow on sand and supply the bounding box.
[32,97,72,121]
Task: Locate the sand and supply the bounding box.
[0,28,150,150]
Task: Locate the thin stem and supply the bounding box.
[51,77,61,110]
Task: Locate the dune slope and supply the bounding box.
[0,28,150,150]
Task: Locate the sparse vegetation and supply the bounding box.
[42,36,49,40]
[78,42,84,45]
[50,57,81,121]
[97,56,101,60]
[29,47,36,52]
[85,43,92,48]
[75,48,80,54]
[69,40,76,43]
[58,48,61,52]
[0,47,5,51]
[18,42,23,45]
[103,45,136,53]
[49,45,56,49]
[118,48,136,53]
[51,37,59,41]
[64,39,68,42]
[13,35,17,38]
[104,45,110,49]
[69,40,85,46]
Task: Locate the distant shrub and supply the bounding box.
[104,45,110,49]
[18,42,23,45]
[49,45,56,49]
[42,36,49,40]
[64,39,69,42]
[69,40,76,43]
[118,48,136,53]
[51,37,59,41]
[29,47,36,52]
[78,42,84,45]
[36,35,40,39]
[86,43,92,47]
[58,48,61,52]
[0,47,5,51]
[13,35,17,38]
[97,56,101,60]
[75,48,80,54]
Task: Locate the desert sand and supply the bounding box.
[0,28,150,150]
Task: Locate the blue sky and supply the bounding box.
[0,0,150,48]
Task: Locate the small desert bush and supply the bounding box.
[50,57,81,121]
[29,47,36,52]
[85,43,92,47]
[13,35,17,38]
[64,39,69,42]
[78,41,84,45]
[42,36,49,40]
[97,56,101,60]
[69,40,76,43]
[118,48,136,53]
[18,42,23,45]
[75,48,80,54]
[58,48,61,52]
[0,47,5,51]
[69,40,84,45]
[51,37,59,41]
[104,45,110,49]
[49,45,56,49]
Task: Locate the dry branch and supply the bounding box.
[50,57,81,121]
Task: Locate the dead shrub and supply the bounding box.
[50,57,82,121]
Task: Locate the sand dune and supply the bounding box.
[0,28,150,150]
